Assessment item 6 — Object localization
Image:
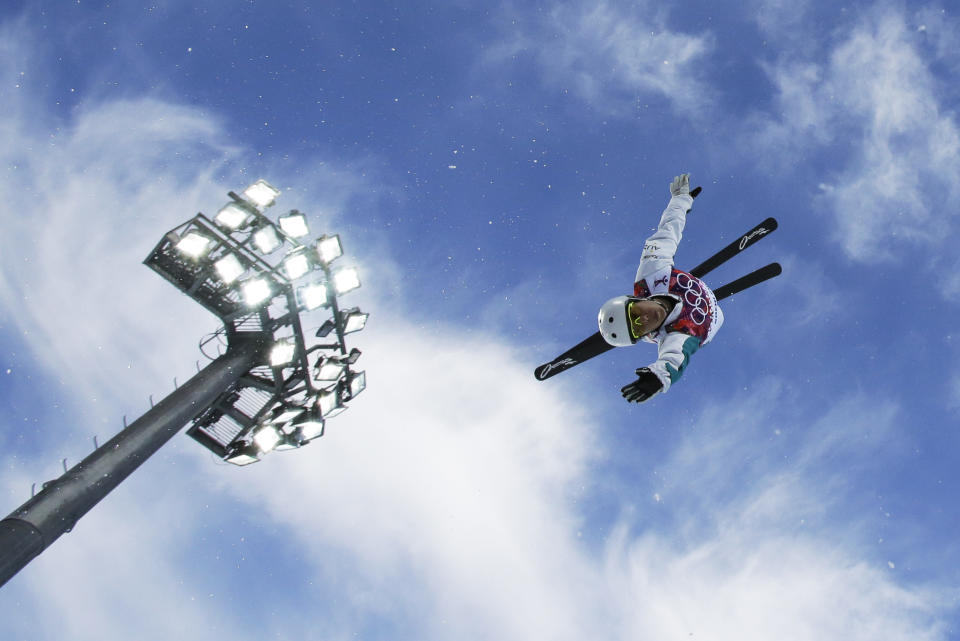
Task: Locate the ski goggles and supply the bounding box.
[627,298,669,339]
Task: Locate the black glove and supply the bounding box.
[621,367,663,403]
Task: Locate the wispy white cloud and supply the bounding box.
[641,382,903,526]
[599,385,949,641]
[818,12,960,260]
[603,521,947,640]
[749,0,812,47]
[755,251,838,329]
[749,7,960,265]
[915,6,960,72]
[487,0,714,117]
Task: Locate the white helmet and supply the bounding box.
[598,295,639,347]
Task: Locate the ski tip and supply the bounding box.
[762,216,778,230]
[534,358,577,381]
[534,364,559,381]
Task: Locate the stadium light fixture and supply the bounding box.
[283,250,312,280]
[225,448,260,466]
[347,370,366,400]
[317,234,343,264]
[333,267,360,295]
[274,437,300,452]
[315,357,345,382]
[253,425,282,453]
[269,340,297,367]
[290,409,325,441]
[175,231,213,259]
[241,277,273,307]
[317,387,346,418]
[342,348,361,365]
[214,253,246,284]
[253,224,283,254]
[243,179,280,210]
[342,308,369,334]
[298,283,328,311]
[278,210,310,238]
[215,203,251,230]
[315,319,336,338]
[143,179,369,468]
[297,418,325,441]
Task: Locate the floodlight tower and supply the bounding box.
[0,180,368,588]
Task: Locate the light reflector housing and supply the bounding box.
[214,253,245,284]
[315,357,345,381]
[253,425,282,453]
[253,225,282,254]
[298,419,325,441]
[348,371,367,399]
[241,278,272,306]
[317,234,343,264]
[315,319,336,337]
[279,211,310,238]
[298,283,328,310]
[215,203,251,230]
[333,267,361,295]
[342,308,369,334]
[317,388,346,418]
[226,451,259,466]
[283,251,311,280]
[175,232,213,259]
[243,179,280,209]
[269,340,297,367]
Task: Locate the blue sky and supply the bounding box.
[1,1,959,639]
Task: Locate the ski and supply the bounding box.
[534,213,779,382]
[713,262,781,300]
[534,332,613,381]
[533,262,782,380]
[689,217,778,279]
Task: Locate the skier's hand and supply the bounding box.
[669,173,690,197]
[621,367,664,403]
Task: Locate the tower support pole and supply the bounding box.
[0,333,267,588]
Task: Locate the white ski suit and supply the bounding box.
[633,193,724,396]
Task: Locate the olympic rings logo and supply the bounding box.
[675,273,709,326]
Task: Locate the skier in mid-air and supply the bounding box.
[598,173,723,404]
[534,172,779,395]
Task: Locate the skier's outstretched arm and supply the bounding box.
[621,333,702,403]
[636,174,694,283]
